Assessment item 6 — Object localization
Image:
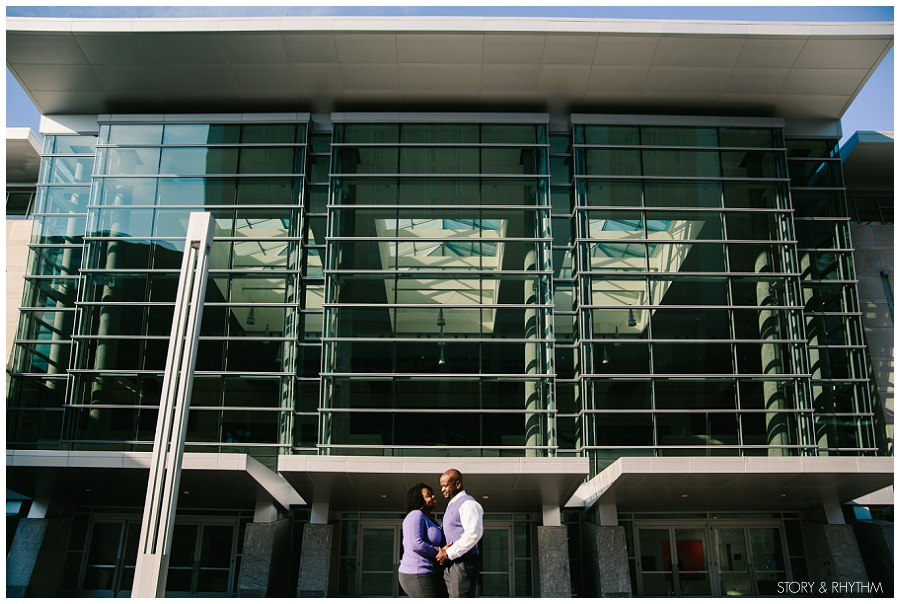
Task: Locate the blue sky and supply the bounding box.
[6,5,894,144]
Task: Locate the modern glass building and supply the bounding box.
[6,16,894,598]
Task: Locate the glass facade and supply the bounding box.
[6,115,879,475]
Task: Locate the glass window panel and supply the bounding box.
[309,156,329,183]
[728,244,787,273]
[400,123,479,143]
[93,208,154,238]
[732,308,790,339]
[788,159,842,188]
[649,242,725,273]
[50,134,97,154]
[657,412,738,445]
[738,380,797,411]
[104,148,160,175]
[645,211,723,240]
[398,147,478,174]
[33,214,86,244]
[309,133,331,154]
[35,186,92,214]
[786,139,839,159]
[802,284,855,313]
[107,124,163,145]
[791,191,844,218]
[7,190,34,216]
[588,242,647,271]
[799,251,853,281]
[655,380,736,409]
[592,413,653,446]
[591,381,651,410]
[157,178,236,206]
[97,178,158,206]
[649,277,728,305]
[642,150,720,177]
[334,124,399,144]
[481,123,542,144]
[30,246,82,276]
[724,212,787,241]
[720,151,784,178]
[12,342,71,374]
[549,134,570,154]
[584,209,644,239]
[577,125,640,145]
[550,187,573,213]
[583,149,641,176]
[652,342,734,374]
[730,277,786,307]
[232,178,296,205]
[794,220,847,249]
[550,156,571,184]
[24,277,80,308]
[307,185,328,213]
[723,182,785,210]
[162,123,240,144]
[160,148,239,175]
[242,123,299,143]
[651,307,731,339]
[641,126,718,147]
[43,156,94,183]
[239,147,296,174]
[644,181,721,208]
[582,180,642,207]
[717,127,780,148]
[334,147,398,174]
[592,342,650,374]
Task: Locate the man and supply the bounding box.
[435,469,483,598]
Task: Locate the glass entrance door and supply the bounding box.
[714,526,786,597]
[358,524,401,597]
[636,526,712,597]
[79,520,140,597]
[480,524,512,597]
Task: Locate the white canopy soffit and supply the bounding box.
[568,456,895,512]
[278,456,590,512]
[6,17,893,118]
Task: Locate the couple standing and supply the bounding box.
[399,469,483,598]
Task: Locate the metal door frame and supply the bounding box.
[357,520,402,597]
[481,519,515,598]
[634,519,792,598]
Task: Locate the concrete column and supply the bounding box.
[236,517,292,598]
[6,516,72,598]
[800,521,870,594]
[851,520,893,595]
[581,521,632,598]
[537,525,571,597]
[524,244,542,456]
[296,523,334,597]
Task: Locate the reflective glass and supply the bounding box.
[35,186,92,213]
[107,124,163,144]
[644,181,721,208]
[98,178,158,206]
[162,123,240,144]
[641,126,717,147]
[157,178,236,206]
[104,148,161,175]
[42,156,94,183]
[50,135,97,154]
[160,148,239,175]
[642,150,719,177]
[721,151,784,178]
[583,149,641,175]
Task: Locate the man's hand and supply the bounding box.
[435,547,449,565]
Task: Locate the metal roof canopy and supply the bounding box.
[6,17,893,119]
[6,451,304,510]
[841,130,895,191]
[569,456,895,512]
[6,128,42,183]
[278,456,590,512]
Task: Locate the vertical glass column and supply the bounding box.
[321,119,554,457]
[7,133,95,449]
[788,138,878,456]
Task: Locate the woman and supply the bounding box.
[398,482,447,598]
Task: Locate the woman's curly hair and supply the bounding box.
[405,482,433,513]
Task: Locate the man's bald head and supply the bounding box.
[439,469,464,499]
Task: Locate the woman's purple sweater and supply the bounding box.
[398,510,445,574]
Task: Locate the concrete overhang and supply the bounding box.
[278,456,589,512]
[840,130,894,191]
[6,128,42,184]
[6,17,893,119]
[6,450,304,510]
[567,456,895,512]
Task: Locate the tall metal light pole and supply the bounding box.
[132,213,215,597]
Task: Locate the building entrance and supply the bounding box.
[634,521,789,597]
[347,518,525,597]
[75,515,239,598]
